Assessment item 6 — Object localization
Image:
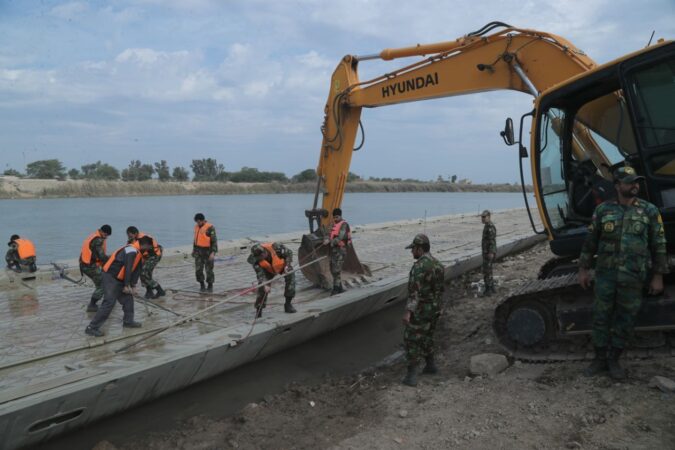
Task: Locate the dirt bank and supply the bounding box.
[111,242,675,450]
[0,176,526,199]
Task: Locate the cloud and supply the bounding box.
[50,1,89,20]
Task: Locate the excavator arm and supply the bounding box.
[307,23,597,232]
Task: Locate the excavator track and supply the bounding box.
[493,273,675,363]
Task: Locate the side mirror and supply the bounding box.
[500,118,516,146]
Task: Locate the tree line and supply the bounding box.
[1,158,368,184]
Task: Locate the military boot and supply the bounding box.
[402,364,418,387]
[207,282,213,293]
[284,297,296,313]
[607,347,626,380]
[331,285,345,296]
[583,347,608,377]
[86,296,99,312]
[199,281,206,292]
[422,355,438,374]
[154,284,166,298]
[144,287,154,299]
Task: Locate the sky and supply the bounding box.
[1,0,673,183]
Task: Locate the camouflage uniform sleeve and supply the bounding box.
[648,206,668,274]
[253,264,267,284]
[488,224,497,254]
[207,227,218,253]
[273,243,293,265]
[578,206,602,269]
[91,238,108,263]
[406,261,423,312]
[5,248,14,264]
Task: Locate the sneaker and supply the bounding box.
[123,321,142,328]
[85,326,104,337]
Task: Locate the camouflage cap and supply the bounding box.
[613,166,644,184]
[481,210,491,217]
[250,244,265,257]
[405,233,430,249]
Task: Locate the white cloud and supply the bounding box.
[50,2,89,20]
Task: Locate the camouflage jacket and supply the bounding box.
[406,253,445,312]
[86,236,109,266]
[193,226,218,254]
[247,242,293,284]
[579,198,668,279]
[482,222,497,255]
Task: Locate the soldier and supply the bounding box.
[323,207,352,295]
[247,242,296,317]
[85,236,154,337]
[401,234,445,387]
[5,235,37,273]
[127,227,165,299]
[578,166,667,380]
[481,210,497,296]
[193,213,217,292]
[79,225,111,312]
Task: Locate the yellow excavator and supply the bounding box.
[299,22,675,360]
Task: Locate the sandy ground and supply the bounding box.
[99,242,675,450]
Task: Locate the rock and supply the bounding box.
[464,376,472,383]
[566,441,582,449]
[399,409,408,418]
[600,391,614,405]
[649,376,675,393]
[92,441,118,450]
[469,353,509,376]
[393,437,404,445]
[244,402,258,410]
[309,400,316,407]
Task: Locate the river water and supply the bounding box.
[0,192,530,262]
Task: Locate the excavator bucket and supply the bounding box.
[298,232,370,289]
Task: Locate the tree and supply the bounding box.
[292,169,318,183]
[3,168,23,177]
[347,172,362,182]
[172,166,190,181]
[191,158,226,181]
[81,161,120,180]
[451,174,457,183]
[121,160,154,181]
[229,167,288,183]
[26,159,66,179]
[154,160,171,181]
[68,168,81,179]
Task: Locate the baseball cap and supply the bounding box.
[481,210,491,217]
[405,233,430,249]
[613,166,644,184]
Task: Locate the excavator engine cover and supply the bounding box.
[298,232,370,289]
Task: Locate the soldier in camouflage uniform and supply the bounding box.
[247,242,296,317]
[193,213,218,292]
[579,166,667,380]
[127,227,165,299]
[79,225,111,312]
[481,210,497,296]
[5,235,37,273]
[323,208,351,295]
[401,233,446,387]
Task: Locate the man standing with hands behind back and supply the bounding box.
[193,213,217,292]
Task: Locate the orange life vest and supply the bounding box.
[15,238,36,259]
[137,232,161,257]
[103,245,142,281]
[194,222,213,248]
[258,243,286,275]
[80,231,107,266]
[330,220,352,248]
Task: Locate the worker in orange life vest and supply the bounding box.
[323,208,352,295]
[193,213,217,292]
[85,236,153,337]
[79,224,112,312]
[247,242,296,317]
[5,234,37,273]
[127,226,165,299]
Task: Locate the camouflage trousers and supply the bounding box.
[404,302,441,365]
[6,253,37,273]
[330,247,346,288]
[482,254,495,292]
[256,271,296,310]
[194,248,214,284]
[81,264,103,302]
[592,271,644,349]
[141,254,162,289]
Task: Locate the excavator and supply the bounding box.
[298,22,675,360]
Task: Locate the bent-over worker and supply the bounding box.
[5,235,37,273]
[127,226,165,299]
[247,242,296,317]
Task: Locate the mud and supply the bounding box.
[41,242,675,449]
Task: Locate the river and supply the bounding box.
[0,192,531,262]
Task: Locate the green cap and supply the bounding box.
[613,166,644,184]
[405,233,430,249]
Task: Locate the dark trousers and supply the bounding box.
[89,272,135,330]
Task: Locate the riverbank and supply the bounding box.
[0,176,526,199]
